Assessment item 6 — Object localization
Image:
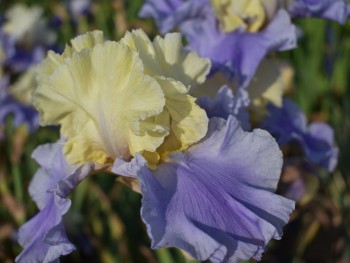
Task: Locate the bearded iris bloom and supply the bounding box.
[139,0,297,89]
[17,30,295,263]
[139,0,349,90]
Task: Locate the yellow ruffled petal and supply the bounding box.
[156,77,209,154]
[34,39,165,164]
[36,30,105,84]
[121,29,211,89]
[34,30,210,167]
[70,30,104,51]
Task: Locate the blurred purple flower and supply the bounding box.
[16,141,97,263]
[114,116,295,263]
[0,4,57,72]
[139,0,297,89]
[0,71,39,133]
[288,0,349,24]
[263,99,339,172]
[67,0,93,18]
[0,93,39,133]
[0,31,15,64]
[1,29,45,72]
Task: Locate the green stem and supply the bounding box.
[12,163,23,202]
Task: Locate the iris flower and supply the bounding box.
[263,99,339,172]
[0,49,39,134]
[139,0,349,89]
[17,30,294,263]
[139,0,297,89]
[288,0,349,23]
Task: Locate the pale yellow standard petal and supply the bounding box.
[33,41,166,164]
[34,30,210,167]
[121,29,211,90]
[156,77,209,156]
[210,0,266,32]
[120,30,210,162]
[248,60,289,108]
[36,30,105,84]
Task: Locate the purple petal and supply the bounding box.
[263,99,338,172]
[304,123,339,172]
[263,99,307,144]
[0,31,16,64]
[16,141,96,263]
[288,0,348,24]
[29,141,77,209]
[197,86,251,130]
[0,93,39,133]
[16,196,74,263]
[138,0,185,33]
[116,116,294,262]
[180,9,296,88]
[139,1,297,89]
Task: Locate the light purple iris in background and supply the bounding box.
[0,30,45,72]
[139,0,297,89]
[197,85,251,130]
[0,92,39,134]
[262,99,339,172]
[139,0,349,90]
[289,0,350,23]
[0,9,52,133]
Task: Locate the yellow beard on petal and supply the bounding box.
[33,30,210,167]
[210,0,267,33]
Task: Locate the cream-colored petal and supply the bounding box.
[121,29,211,90]
[34,30,211,167]
[128,110,170,155]
[34,41,166,164]
[156,76,209,150]
[36,31,105,84]
[70,30,104,52]
[63,119,110,164]
[248,60,284,107]
[210,0,266,32]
